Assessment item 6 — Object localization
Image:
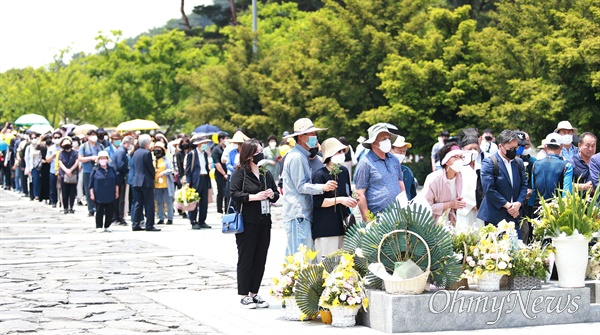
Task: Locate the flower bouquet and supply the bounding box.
[271,245,318,321]
[587,242,600,280]
[319,253,368,327]
[174,184,200,211]
[449,225,479,289]
[463,221,517,291]
[509,242,553,290]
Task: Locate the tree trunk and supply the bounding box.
[181,0,191,30]
[228,0,238,25]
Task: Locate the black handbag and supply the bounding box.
[222,171,245,234]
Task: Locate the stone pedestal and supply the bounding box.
[586,280,600,304]
[362,283,598,333]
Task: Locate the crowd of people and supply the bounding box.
[0,118,598,309]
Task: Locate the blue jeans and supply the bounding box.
[31,169,41,198]
[154,188,173,221]
[14,167,22,192]
[284,217,313,256]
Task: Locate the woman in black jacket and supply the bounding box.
[230,139,279,309]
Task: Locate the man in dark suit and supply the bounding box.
[131,134,160,231]
[211,132,229,213]
[112,135,133,225]
[186,135,212,230]
[478,129,527,238]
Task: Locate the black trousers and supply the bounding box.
[96,202,115,229]
[113,183,127,222]
[235,222,271,296]
[61,181,77,210]
[215,173,228,213]
[132,186,155,230]
[189,175,210,225]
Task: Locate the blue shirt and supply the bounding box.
[79,142,103,173]
[354,150,402,215]
[282,145,324,222]
[568,153,590,184]
[227,149,238,174]
[531,154,573,201]
[561,145,579,161]
[89,166,117,204]
[590,153,600,189]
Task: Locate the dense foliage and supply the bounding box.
[1,0,599,153]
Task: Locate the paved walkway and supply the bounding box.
[0,189,598,334]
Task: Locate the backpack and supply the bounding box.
[490,155,523,179]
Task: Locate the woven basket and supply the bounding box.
[330,305,361,327]
[476,272,503,292]
[508,276,542,290]
[377,229,431,295]
[284,297,304,321]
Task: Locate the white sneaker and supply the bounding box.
[95,228,104,233]
[104,228,112,232]
[252,295,269,308]
[240,296,257,309]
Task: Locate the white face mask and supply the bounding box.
[89,135,98,143]
[522,148,531,156]
[438,136,444,144]
[233,144,239,150]
[450,160,464,173]
[32,139,39,145]
[463,150,478,164]
[269,141,276,149]
[330,154,345,165]
[53,139,60,145]
[73,142,80,149]
[561,134,573,145]
[393,154,406,163]
[378,139,392,153]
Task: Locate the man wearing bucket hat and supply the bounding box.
[354,123,406,220]
[185,135,212,229]
[281,118,337,255]
[554,120,579,160]
[531,133,573,204]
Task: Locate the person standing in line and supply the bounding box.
[175,137,191,219]
[185,135,212,230]
[431,130,450,172]
[58,138,79,214]
[89,151,118,233]
[478,130,528,238]
[131,134,160,232]
[391,135,417,201]
[24,132,42,201]
[589,152,600,190]
[212,132,230,214]
[46,131,62,208]
[153,142,175,225]
[281,118,336,255]
[112,135,133,225]
[531,133,573,203]
[263,135,282,182]
[79,130,103,216]
[568,132,597,192]
[230,139,279,309]
[312,138,357,259]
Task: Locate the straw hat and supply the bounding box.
[153,141,166,152]
[320,138,348,161]
[392,135,412,149]
[362,123,397,149]
[282,118,327,139]
[554,120,577,134]
[95,150,111,163]
[60,137,72,147]
[229,131,250,144]
[191,134,210,145]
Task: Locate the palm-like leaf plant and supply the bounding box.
[295,264,325,320]
[344,202,462,288]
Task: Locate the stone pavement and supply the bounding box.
[1,188,598,335]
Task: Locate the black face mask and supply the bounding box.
[62,145,72,151]
[46,139,52,145]
[253,152,264,165]
[309,147,319,158]
[485,136,493,142]
[98,134,105,141]
[153,150,163,157]
[180,144,189,151]
[505,147,517,160]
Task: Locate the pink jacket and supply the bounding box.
[423,169,463,224]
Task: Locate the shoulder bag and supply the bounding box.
[222,170,245,234]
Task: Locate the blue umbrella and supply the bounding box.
[194,124,221,134]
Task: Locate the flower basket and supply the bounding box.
[174,185,200,211]
[508,276,542,290]
[377,229,431,295]
[284,297,305,321]
[330,305,361,327]
[476,272,503,292]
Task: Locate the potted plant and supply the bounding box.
[587,241,600,280]
[319,253,368,327]
[464,221,517,291]
[174,184,200,211]
[527,188,600,287]
[270,245,317,321]
[508,242,553,290]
